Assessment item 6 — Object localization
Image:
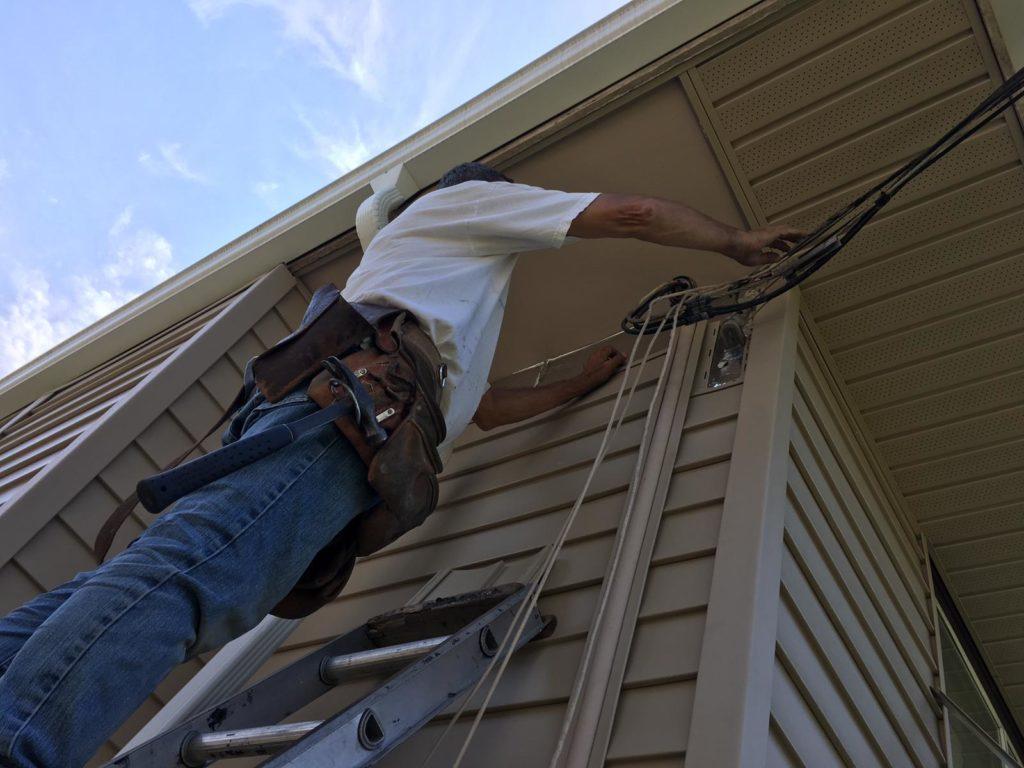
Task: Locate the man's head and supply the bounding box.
[437,162,513,189]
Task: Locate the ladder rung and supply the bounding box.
[103,585,540,768]
[182,721,320,764]
[321,635,449,684]
[179,637,450,764]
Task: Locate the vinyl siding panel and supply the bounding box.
[0,279,307,766]
[231,345,739,768]
[770,318,943,768]
[235,356,667,768]
[602,384,740,767]
[0,298,230,509]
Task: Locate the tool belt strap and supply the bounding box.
[92,385,248,562]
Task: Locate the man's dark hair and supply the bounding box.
[438,162,513,189]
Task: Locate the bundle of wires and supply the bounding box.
[623,63,1024,335]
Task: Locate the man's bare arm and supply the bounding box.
[473,346,626,431]
[568,193,805,267]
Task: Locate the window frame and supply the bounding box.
[933,562,1024,763]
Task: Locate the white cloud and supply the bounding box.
[188,0,494,179]
[0,209,176,377]
[295,113,387,177]
[189,0,388,98]
[411,10,488,131]
[138,143,208,183]
[252,180,279,206]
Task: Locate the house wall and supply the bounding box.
[197,321,738,768]
[599,375,739,766]
[769,314,945,767]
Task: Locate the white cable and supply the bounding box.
[450,308,679,767]
[429,306,679,768]
[548,302,683,766]
[418,311,663,768]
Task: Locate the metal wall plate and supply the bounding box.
[694,312,753,395]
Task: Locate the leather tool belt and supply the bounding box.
[253,290,447,618]
[93,285,447,620]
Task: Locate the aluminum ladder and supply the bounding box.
[104,583,552,767]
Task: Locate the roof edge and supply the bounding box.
[0,0,762,418]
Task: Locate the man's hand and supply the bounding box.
[581,345,627,390]
[472,345,627,431]
[725,223,807,267]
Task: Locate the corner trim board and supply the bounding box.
[685,289,800,768]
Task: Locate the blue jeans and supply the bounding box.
[0,388,375,768]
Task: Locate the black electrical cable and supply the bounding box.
[623,65,1024,334]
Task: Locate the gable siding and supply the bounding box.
[0,299,230,510]
[231,353,667,768]
[0,279,308,766]
[770,317,944,768]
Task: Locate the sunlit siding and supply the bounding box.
[0,298,230,511]
[228,351,666,768]
[219,333,738,768]
[770,317,944,768]
[601,385,741,767]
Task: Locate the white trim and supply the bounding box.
[0,0,764,418]
[0,265,297,567]
[685,291,800,768]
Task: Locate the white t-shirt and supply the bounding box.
[342,180,599,462]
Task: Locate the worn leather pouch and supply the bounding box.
[359,397,444,555]
[253,290,375,403]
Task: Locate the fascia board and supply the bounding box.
[0,0,761,418]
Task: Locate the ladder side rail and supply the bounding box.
[264,585,548,768]
[106,625,375,767]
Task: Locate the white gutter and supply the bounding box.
[0,0,762,418]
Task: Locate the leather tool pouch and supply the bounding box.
[253,292,374,403]
[256,292,446,619]
[306,313,447,555]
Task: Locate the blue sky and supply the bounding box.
[0,0,626,377]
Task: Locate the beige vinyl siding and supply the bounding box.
[0,277,308,766]
[228,340,738,768]
[771,316,943,768]
[601,384,741,766]
[233,354,664,768]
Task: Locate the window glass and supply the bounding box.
[939,613,1019,767]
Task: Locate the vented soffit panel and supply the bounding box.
[687,0,1024,729]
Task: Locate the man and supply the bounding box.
[0,162,801,767]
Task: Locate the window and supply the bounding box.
[937,602,1023,767]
